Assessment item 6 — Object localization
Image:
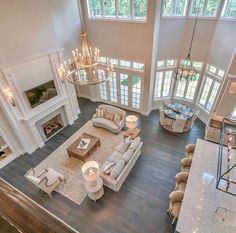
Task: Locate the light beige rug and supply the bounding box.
[31,120,123,205]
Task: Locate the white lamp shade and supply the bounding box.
[82,161,99,186]
[126,115,138,129]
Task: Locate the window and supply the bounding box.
[132,76,141,108]
[206,64,225,79]
[190,0,220,17]
[157,59,176,68]
[109,72,117,103]
[87,0,147,21]
[154,71,173,99]
[175,74,200,100]
[98,69,108,100]
[120,60,131,67]
[120,73,129,105]
[199,76,220,111]
[162,0,187,16]
[133,62,145,71]
[223,0,236,18]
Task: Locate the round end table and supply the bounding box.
[85,177,104,202]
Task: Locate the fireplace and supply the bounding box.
[42,114,63,139]
[36,107,67,142]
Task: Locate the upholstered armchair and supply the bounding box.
[159,106,173,127]
[172,118,187,133]
[185,144,196,158]
[175,172,189,192]
[185,111,200,130]
[166,190,184,224]
[180,157,192,172]
[25,168,65,197]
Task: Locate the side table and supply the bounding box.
[85,177,104,202]
[122,128,141,139]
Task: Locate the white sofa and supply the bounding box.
[100,137,143,192]
[92,104,126,134]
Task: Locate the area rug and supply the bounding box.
[29,120,123,205]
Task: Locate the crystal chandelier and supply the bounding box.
[216,118,236,196]
[176,10,199,82]
[58,31,114,85]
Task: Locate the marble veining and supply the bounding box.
[176,139,236,233]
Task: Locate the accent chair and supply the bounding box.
[175,172,189,192]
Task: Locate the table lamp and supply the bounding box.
[82,161,99,186]
[126,115,138,134]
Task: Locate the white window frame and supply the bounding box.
[197,65,223,112]
[188,0,222,18]
[86,0,148,22]
[162,0,188,17]
[221,0,236,19]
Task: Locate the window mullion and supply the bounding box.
[202,0,208,16]
[184,80,189,99]
[131,0,134,19]
[172,0,176,15]
[100,0,104,17]
[161,71,166,98]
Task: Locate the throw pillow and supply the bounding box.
[122,149,134,163]
[95,108,101,118]
[108,151,122,163]
[104,111,114,121]
[116,139,131,154]
[100,108,105,118]
[110,158,125,179]
[101,161,115,175]
[129,137,141,151]
[113,113,122,126]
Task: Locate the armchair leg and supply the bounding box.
[171,217,176,224]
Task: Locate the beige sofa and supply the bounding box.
[100,137,143,192]
[92,104,126,134]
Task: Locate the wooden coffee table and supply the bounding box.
[66,133,100,162]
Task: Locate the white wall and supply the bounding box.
[0,0,82,66]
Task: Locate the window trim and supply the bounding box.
[86,0,148,23]
[221,0,236,19]
[161,0,189,17]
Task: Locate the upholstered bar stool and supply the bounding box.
[175,172,189,192]
[180,157,192,172]
[185,144,196,158]
[166,190,184,224]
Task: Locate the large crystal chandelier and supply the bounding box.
[58,31,114,85]
[176,9,199,82]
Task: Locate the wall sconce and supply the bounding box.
[57,65,65,84]
[5,90,16,107]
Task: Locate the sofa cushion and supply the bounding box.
[108,151,123,163]
[122,149,134,163]
[110,158,125,179]
[101,161,115,175]
[129,137,141,151]
[116,139,131,154]
[26,175,41,184]
[92,118,119,131]
[104,111,114,121]
[113,113,122,126]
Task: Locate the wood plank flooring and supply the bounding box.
[0,98,205,233]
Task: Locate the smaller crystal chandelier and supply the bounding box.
[58,31,114,85]
[176,8,199,82]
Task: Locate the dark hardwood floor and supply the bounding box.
[0,98,205,233]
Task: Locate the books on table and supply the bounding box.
[77,138,91,150]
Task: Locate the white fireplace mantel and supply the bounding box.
[0,49,80,154]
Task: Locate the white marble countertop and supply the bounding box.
[176,139,236,233]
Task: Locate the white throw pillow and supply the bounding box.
[116,139,131,154]
[26,175,41,184]
[101,161,115,175]
[108,151,122,163]
[110,158,125,179]
[122,149,134,163]
[129,137,141,151]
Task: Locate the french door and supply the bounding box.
[98,70,142,111]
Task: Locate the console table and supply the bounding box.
[176,139,236,233]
